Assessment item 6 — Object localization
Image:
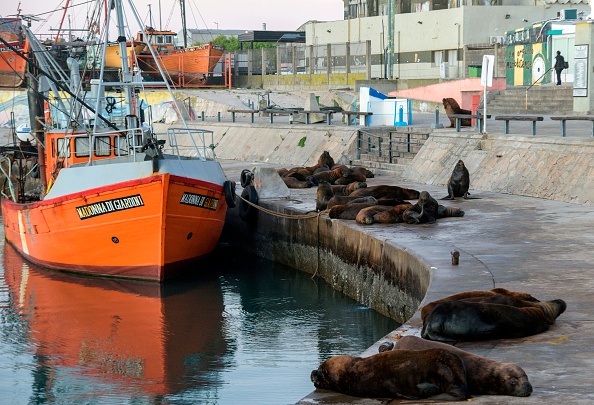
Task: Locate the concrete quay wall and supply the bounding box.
[402,132,594,206]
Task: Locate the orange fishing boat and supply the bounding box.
[136,28,224,86]
[0,17,29,87]
[3,243,227,395]
[1,0,236,282]
[88,40,146,69]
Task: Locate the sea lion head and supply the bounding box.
[455,160,466,170]
[318,151,335,168]
[307,176,319,187]
[496,363,533,397]
[536,299,567,324]
[310,356,352,390]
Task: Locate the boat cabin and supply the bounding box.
[136,28,177,53]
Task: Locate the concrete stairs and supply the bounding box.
[486,87,573,115]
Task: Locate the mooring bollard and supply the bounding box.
[201,111,205,121]
[431,106,444,129]
[217,112,221,122]
[451,250,460,265]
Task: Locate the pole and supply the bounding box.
[387,0,394,79]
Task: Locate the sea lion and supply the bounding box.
[442,160,477,200]
[443,98,472,128]
[403,190,440,224]
[420,288,541,323]
[328,203,377,220]
[326,195,378,209]
[282,176,317,189]
[349,185,420,200]
[312,166,353,184]
[437,204,465,218]
[311,348,470,401]
[351,166,374,178]
[331,182,367,196]
[316,180,335,211]
[334,171,367,185]
[421,299,567,341]
[305,151,336,173]
[312,166,330,174]
[282,167,312,181]
[384,336,533,397]
[276,168,288,177]
[355,205,393,224]
[372,202,414,224]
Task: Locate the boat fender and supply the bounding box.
[224,180,236,208]
[238,185,258,222]
[240,169,253,188]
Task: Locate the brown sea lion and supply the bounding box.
[316,180,334,211]
[310,348,470,401]
[385,336,533,397]
[443,98,472,128]
[437,205,465,218]
[305,151,336,173]
[373,202,414,224]
[328,203,377,220]
[282,176,317,189]
[334,171,367,185]
[355,205,393,225]
[331,182,367,196]
[349,185,420,200]
[351,166,374,178]
[312,166,330,174]
[283,167,312,181]
[420,288,541,323]
[403,190,440,224]
[421,299,567,342]
[442,160,478,200]
[326,195,378,209]
[276,168,288,177]
[312,166,352,184]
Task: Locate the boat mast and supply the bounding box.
[113,0,134,115]
[180,0,187,48]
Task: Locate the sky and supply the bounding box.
[1,0,344,34]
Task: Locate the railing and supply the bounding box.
[526,67,554,110]
[166,127,215,160]
[357,129,430,163]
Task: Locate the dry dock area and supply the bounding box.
[220,159,594,405]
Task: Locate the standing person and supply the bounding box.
[554,51,565,86]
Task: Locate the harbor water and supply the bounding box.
[0,240,398,404]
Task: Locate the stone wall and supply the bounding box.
[402,132,594,206]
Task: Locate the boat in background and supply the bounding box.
[136,28,224,86]
[86,40,146,70]
[0,17,29,87]
[0,0,236,282]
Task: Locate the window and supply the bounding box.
[115,135,129,156]
[57,138,71,158]
[75,137,90,157]
[94,136,111,156]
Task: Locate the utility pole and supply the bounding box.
[387,0,394,79]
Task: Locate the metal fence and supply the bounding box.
[357,129,430,164]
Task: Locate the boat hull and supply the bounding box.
[104,42,145,69]
[0,42,28,87]
[2,173,228,282]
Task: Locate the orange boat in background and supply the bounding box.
[0,17,29,87]
[3,243,227,396]
[86,40,146,70]
[1,0,236,282]
[136,28,224,86]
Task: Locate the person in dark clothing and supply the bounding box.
[554,51,565,86]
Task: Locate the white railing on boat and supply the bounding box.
[166,128,216,161]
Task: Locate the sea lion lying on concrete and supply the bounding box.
[443,98,472,128]
[351,166,374,178]
[312,166,353,184]
[443,159,478,200]
[326,195,378,209]
[381,336,532,397]
[305,150,335,173]
[403,191,464,224]
[355,205,393,224]
[349,185,420,200]
[437,205,465,219]
[420,288,541,323]
[311,348,470,401]
[334,171,367,185]
[421,298,567,341]
[282,176,318,189]
[371,202,413,224]
[328,203,377,220]
[331,182,367,196]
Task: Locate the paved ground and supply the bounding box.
[221,156,594,404]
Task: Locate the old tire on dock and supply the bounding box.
[224,180,237,208]
[239,185,258,221]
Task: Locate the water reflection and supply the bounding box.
[0,244,398,404]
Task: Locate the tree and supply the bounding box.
[193,35,277,50]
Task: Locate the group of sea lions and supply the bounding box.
[312,288,566,401]
[276,151,374,190]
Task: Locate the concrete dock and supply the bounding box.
[219,119,594,404]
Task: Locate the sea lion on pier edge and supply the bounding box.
[442,159,478,200]
[282,176,317,189]
[421,299,567,342]
[328,203,377,220]
[355,205,393,224]
[326,195,378,209]
[420,288,541,323]
[372,202,413,224]
[312,166,352,184]
[403,190,439,224]
[316,181,334,211]
[311,348,470,401]
[383,336,533,397]
[349,185,420,200]
[331,181,367,196]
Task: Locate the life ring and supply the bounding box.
[240,169,253,188]
[90,22,99,34]
[238,185,258,221]
[223,180,236,208]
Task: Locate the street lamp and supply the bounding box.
[213,22,218,30]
